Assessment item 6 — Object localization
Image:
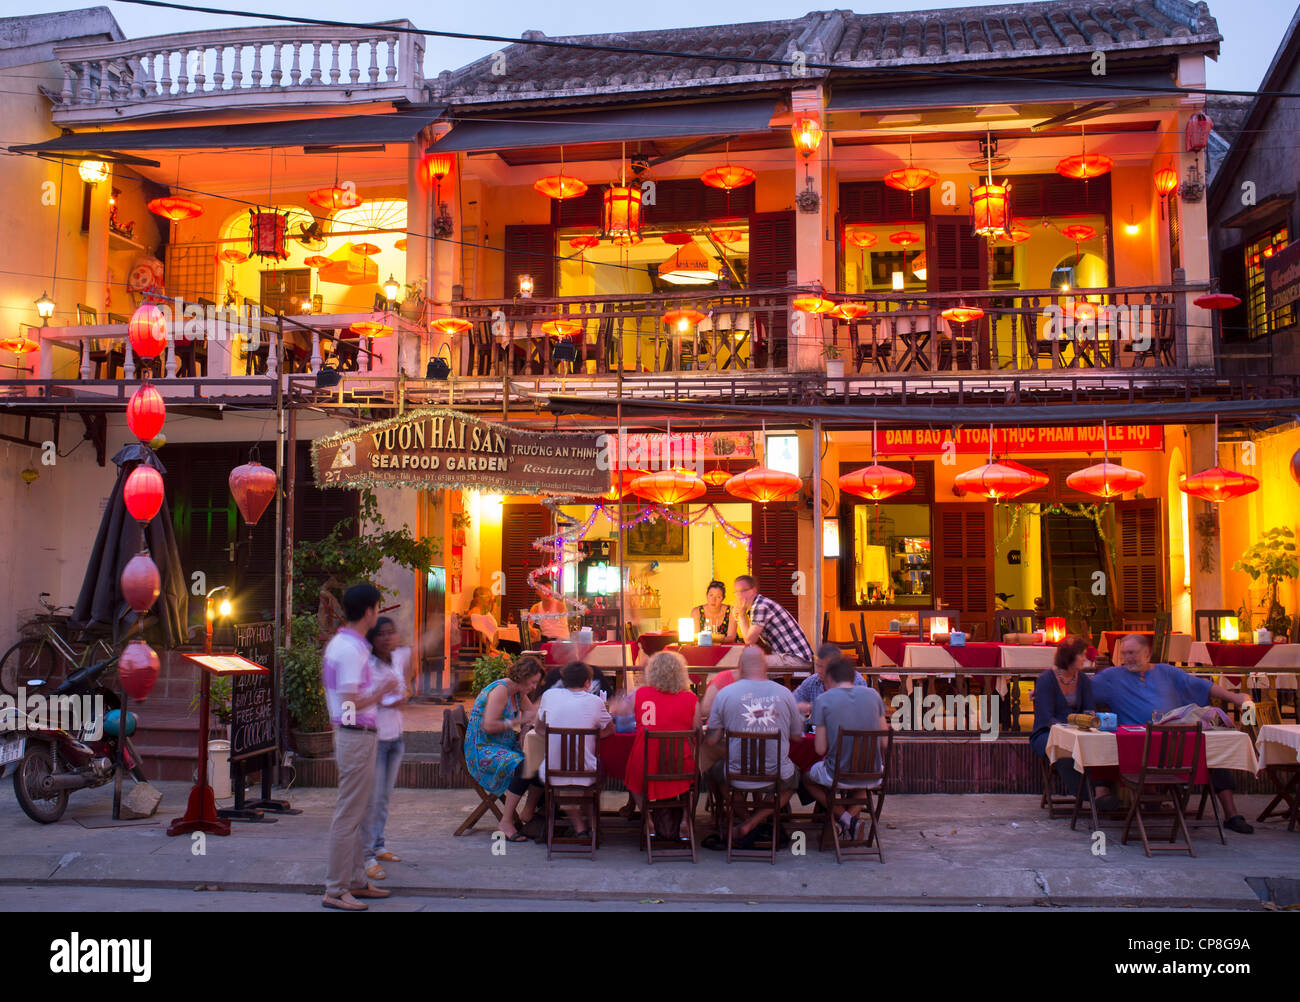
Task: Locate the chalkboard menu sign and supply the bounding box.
[231,621,278,761]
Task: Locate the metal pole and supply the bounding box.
[272,319,285,786]
[617,404,627,688]
[812,420,823,649]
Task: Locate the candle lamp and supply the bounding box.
[1218,616,1239,642]
[677,617,696,644]
[1045,617,1067,644]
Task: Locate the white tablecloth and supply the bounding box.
[1256,724,1300,768]
[1185,642,1299,689]
[1045,723,1260,775]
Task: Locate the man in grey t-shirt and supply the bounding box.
[805,658,888,839]
[707,646,803,843]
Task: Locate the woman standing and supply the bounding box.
[691,580,739,643]
[464,656,546,841]
[363,617,410,880]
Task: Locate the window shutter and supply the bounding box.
[501,503,551,623]
[552,187,602,228]
[838,181,924,224]
[1113,499,1164,616]
[1011,173,1111,217]
[503,224,555,298]
[1218,243,1248,341]
[750,503,800,621]
[296,442,359,543]
[932,503,993,637]
[1009,459,1094,504]
[748,211,796,287]
[930,217,986,293]
[699,179,755,219]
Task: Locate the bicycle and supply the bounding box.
[0,594,114,696]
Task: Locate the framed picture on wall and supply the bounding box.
[624,504,690,561]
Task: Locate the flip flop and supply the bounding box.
[498,831,530,843]
[375,851,402,863]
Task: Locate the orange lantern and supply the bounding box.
[995,226,1031,244]
[838,464,915,502]
[1179,467,1259,503]
[602,185,643,245]
[0,334,38,354]
[1056,153,1113,180]
[540,320,582,338]
[703,468,731,487]
[1045,617,1067,644]
[128,303,168,359]
[421,153,453,188]
[884,166,939,192]
[793,295,835,314]
[662,308,706,330]
[725,466,801,504]
[846,230,878,249]
[217,248,248,264]
[829,302,870,321]
[701,164,756,190]
[229,459,279,526]
[954,461,1041,501]
[1061,224,1097,244]
[1000,459,1050,494]
[630,470,706,505]
[569,234,600,252]
[972,184,1011,237]
[889,230,921,246]
[941,306,985,324]
[147,196,203,222]
[395,238,408,251]
[352,242,380,256]
[307,185,362,211]
[1066,461,1145,498]
[350,320,393,338]
[710,228,743,245]
[304,255,331,268]
[600,467,648,502]
[429,317,472,336]
[1154,168,1178,197]
[534,174,588,200]
[792,115,823,158]
[126,383,166,442]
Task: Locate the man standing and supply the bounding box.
[322,583,398,910]
[804,658,888,839]
[733,575,813,667]
[1092,634,1255,834]
[794,643,869,715]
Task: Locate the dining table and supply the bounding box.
[1185,642,1300,694]
[1254,724,1300,830]
[597,730,821,784]
[541,640,637,670]
[1098,630,1193,662]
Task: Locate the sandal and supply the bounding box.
[375,851,402,863]
[498,830,530,843]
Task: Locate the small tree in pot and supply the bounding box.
[1233,525,1299,638]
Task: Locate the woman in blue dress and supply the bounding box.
[464,655,545,841]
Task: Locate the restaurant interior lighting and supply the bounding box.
[891,271,905,291]
[1218,616,1240,642]
[1045,617,1067,644]
[79,160,109,185]
[928,616,949,641]
[860,545,889,602]
[677,617,696,643]
[823,520,840,558]
[657,240,718,285]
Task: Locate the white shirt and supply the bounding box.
[371,647,410,742]
[536,686,611,785]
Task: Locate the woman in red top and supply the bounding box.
[625,651,699,804]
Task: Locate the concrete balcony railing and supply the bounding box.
[47,21,426,124]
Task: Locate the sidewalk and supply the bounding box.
[1,782,1296,909]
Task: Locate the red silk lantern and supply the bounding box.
[1000,459,1050,494]
[540,320,582,338]
[249,209,288,261]
[846,230,878,249]
[126,384,166,442]
[703,469,731,487]
[1193,293,1242,311]
[995,226,1031,244]
[792,296,835,313]
[1066,462,1146,498]
[121,551,161,613]
[304,255,331,268]
[128,303,167,359]
[701,164,756,190]
[1186,112,1213,153]
[569,235,600,251]
[972,184,1011,237]
[1056,153,1113,180]
[662,309,706,329]
[889,230,921,246]
[629,470,706,505]
[534,175,589,200]
[1062,224,1097,244]
[829,303,870,321]
[724,466,802,504]
[118,640,160,701]
[421,153,453,188]
[954,461,1041,501]
[884,166,939,192]
[602,185,643,245]
[838,464,915,502]
[124,465,164,523]
[349,320,393,338]
[1179,467,1259,503]
[599,467,648,502]
[217,248,248,264]
[147,196,203,222]
[941,306,985,324]
[229,460,278,526]
[1154,168,1179,197]
[429,317,472,336]
[1045,617,1067,644]
[307,185,362,211]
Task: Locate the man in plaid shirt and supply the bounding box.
[733,575,813,666]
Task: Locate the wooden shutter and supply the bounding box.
[503,224,555,298]
[552,187,602,228]
[699,179,755,219]
[932,503,993,637]
[501,503,550,623]
[296,442,359,543]
[1011,173,1111,217]
[1010,459,1094,504]
[1113,499,1164,616]
[748,210,796,368]
[838,181,924,224]
[750,503,800,621]
[929,217,986,293]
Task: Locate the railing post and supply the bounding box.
[309,330,321,373]
[123,340,136,380]
[1173,268,1190,369]
[166,337,178,379]
[79,338,93,381]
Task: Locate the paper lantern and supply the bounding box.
[996,226,1031,244]
[534,175,588,200]
[249,209,288,261]
[147,196,203,222]
[829,303,870,321]
[540,320,582,338]
[703,469,731,487]
[1186,112,1213,153]
[123,465,164,523]
[724,466,801,504]
[229,460,278,526]
[128,303,167,359]
[352,242,380,256]
[118,640,160,701]
[629,470,706,505]
[710,228,743,245]
[1045,617,1067,644]
[792,116,823,158]
[308,185,361,211]
[838,464,915,502]
[569,235,600,251]
[889,230,921,246]
[599,467,647,502]
[677,618,696,643]
[1056,153,1113,180]
[662,308,706,330]
[662,232,693,246]
[304,255,331,268]
[1062,224,1097,243]
[972,184,1011,237]
[79,160,109,184]
[217,248,248,264]
[121,552,161,613]
[954,461,1042,501]
[701,164,756,190]
[1194,293,1242,311]
[1179,467,1259,503]
[1066,462,1146,498]
[884,166,939,192]
[846,230,878,249]
[941,306,985,324]
[421,153,453,188]
[793,296,835,313]
[1154,168,1179,196]
[658,240,718,285]
[0,334,39,354]
[999,459,1050,494]
[126,384,166,442]
[429,317,472,335]
[349,320,392,338]
[394,238,407,251]
[602,185,643,245]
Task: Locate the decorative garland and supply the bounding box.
[996,501,1115,567]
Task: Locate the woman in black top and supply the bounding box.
[1031,636,1095,797]
[692,580,738,643]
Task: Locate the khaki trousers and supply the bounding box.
[326,727,378,898]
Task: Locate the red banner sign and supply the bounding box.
[874,425,1164,456]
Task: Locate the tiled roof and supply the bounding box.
[432,1,1220,106]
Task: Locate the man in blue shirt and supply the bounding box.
[793,644,869,716]
[1092,634,1254,834]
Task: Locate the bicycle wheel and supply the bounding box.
[0,639,57,696]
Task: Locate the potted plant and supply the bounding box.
[189,675,233,741]
[400,280,426,322]
[1232,525,1298,638]
[279,612,333,757]
[823,342,845,380]
[471,651,514,695]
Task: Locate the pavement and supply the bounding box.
[1,780,1297,909]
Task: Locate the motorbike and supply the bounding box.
[0,654,146,824]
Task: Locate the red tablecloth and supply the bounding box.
[1101,630,1153,655]
[789,736,822,772]
[1201,642,1272,668]
[541,640,639,666]
[873,635,1004,669]
[679,645,737,668]
[1114,725,1209,785]
[598,732,821,781]
[638,633,677,657]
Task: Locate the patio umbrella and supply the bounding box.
[72,443,189,648]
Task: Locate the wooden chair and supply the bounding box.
[1119,723,1207,857]
[847,620,872,686]
[452,719,505,836]
[994,609,1035,639]
[919,610,960,639]
[1152,612,1172,663]
[1121,616,1155,633]
[543,726,602,859]
[723,730,782,864]
[1246,699,1298,825]
[641,729,699,864]
[1039,755,1077,820]
[451,618,485,694]
[1193,609,1236,642]
[820,729,894,863]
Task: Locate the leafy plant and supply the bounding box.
[1233,526,1298,636]
[822,342,843,360]
[471,651,514,695]
[279,612,329,732]
[189,675,232,727]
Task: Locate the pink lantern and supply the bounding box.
[121,551,161,613]
[128,303,168,359]
[228,460,278,526]
[123,465,164,523]
[118,640,160,701]
[126,384,166,442]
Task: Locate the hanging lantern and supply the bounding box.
[429,316,472,336]
[540,320,582,338]
[791,115,823,159]
[972,184,1011,238]
[0,333,40,354]
[307,185,362,211]
[394,238,408,251]
[601,185,643,245]
[941,306,985,324]
[534,175,589,200]
[710,228,743,245]
[1066,461,1146,498]
[421,153,453,189]
[701,164,756,190]
[999,459,1050,494]
[1194,293,1242,311]
[793,295,835,313]
[1063,299,1098,321]
[304,254,331,269]
[79,160,109,185]
[703,468,731,487]
[662,232,693,246]
[352,242,380,256]
[569,234,600,252]
[599,467,648,502]
[127,303,168,359]
[1056,153,1113,180]
[217,248,248,265]
[350,320,393,338]
[889,230,921,247]
[20,467,38,486]
[662,308,706,331]
[725,466,801,504]
[126,384,166,442]
[630,470,706,505]
[121,551,161,613]
[658,240,718,285]
[229,459,278,526]
[248,209,288,261]
[1061,224,1097,243]
[954,461,1042,501]
[846,229,878,249]
[1155,168,1179,197]
[118,640,160,702]
[995,226,1031,244]
[147,196,203,222]
[839,464,915,502]
[1186,111,1213,153]
[123,465,165,523]
[829,302,870,321]
[884,166,939,192]
[1179,467,1259,503]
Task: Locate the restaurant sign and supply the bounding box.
[874,425,1163,456]
[311,408,606,495]
[1265,241,1300,316]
